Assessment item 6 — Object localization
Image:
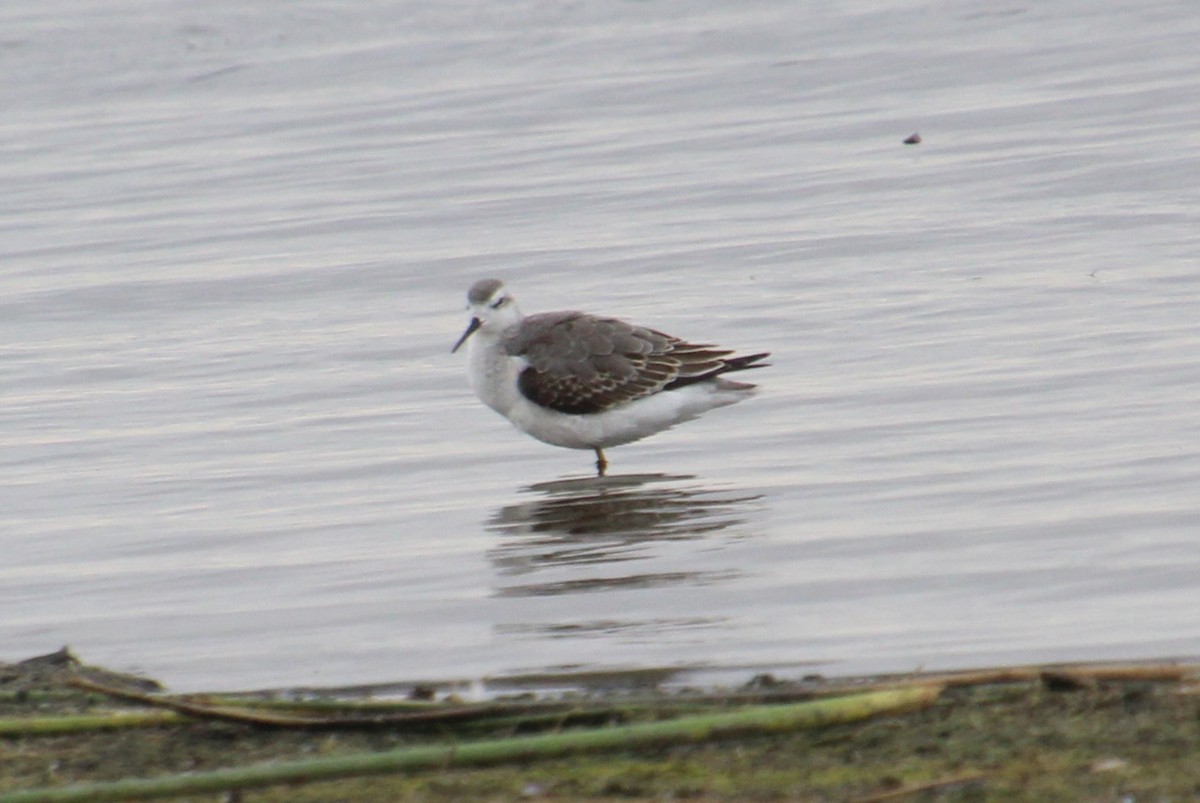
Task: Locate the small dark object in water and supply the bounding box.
[903,132,922,145]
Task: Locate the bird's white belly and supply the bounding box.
[506,381,747,450]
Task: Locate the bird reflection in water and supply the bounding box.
[487,473,761,598]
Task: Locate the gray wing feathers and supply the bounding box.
[506,312,756,415]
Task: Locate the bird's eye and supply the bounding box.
[490,296,507,309]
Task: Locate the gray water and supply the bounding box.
[3,1,1199,692]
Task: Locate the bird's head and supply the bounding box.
[452,278,521,352]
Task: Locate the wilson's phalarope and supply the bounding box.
[453,279,768,476]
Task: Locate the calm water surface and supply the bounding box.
[2,1,1199,691]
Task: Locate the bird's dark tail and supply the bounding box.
[664,352,770,391]
[722,352,771,373]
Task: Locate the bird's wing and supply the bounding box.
[504,311,736,415]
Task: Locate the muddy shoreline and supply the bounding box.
[2,649,1199,801]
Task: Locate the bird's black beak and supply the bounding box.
[451,317,481,353]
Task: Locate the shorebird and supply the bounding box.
[452,279,768,476]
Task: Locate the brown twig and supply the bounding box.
[67,676,562,730]
[850,771,986,802]
[822,662,1196,697]
[1040,664,1191,686]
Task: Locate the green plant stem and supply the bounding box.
[0,710,184,736]
[0,686,940,803]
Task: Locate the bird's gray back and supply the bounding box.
[504,312,733,415]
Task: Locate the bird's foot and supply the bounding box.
[593,448,608,477]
